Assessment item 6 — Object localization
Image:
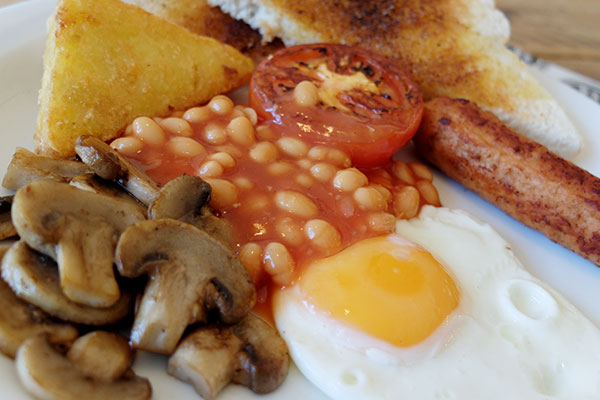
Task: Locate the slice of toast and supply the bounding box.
[209,0,581,159]
[123,0,283,62]
[36,0,255,158]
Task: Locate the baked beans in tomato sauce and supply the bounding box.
[112,95,440,299]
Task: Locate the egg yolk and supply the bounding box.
[299,235,460,347]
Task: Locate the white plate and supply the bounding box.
[1,1,600,399]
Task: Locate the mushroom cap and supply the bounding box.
[116,218,255,354]
[75,135,160,205]
[12,180,145,307]
[16,335,151,400]
[148,175,233,247]
[2,147,90,191]
[167,312,289,399]
[1,241,133,325]
[0,243,77,358]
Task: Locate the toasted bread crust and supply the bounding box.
[124,0,283,62]
[414,97,600,266]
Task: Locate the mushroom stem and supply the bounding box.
[167,313,289,399]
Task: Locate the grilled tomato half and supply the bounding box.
[250,44,423,166]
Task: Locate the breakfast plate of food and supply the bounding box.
[1,0,600,399]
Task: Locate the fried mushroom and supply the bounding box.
[70,173,146,213]
[0,243,77,358]
[16,334,151,400]
[148,175,233,247]
[11,180,145,307]
[0,196,17,240]
[2,147,90,191]
[74,135,160,205]
[116,218,255,354]
[1,241,132,325]
[167,313,289,400]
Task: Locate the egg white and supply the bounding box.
[273,206,600,400]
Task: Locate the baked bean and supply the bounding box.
[203,124,227,144]
[227,116,255,146]
[268,162,294,176]
[371,184,393,202]
[277,137,309,158]
[263,242,295,277]
[256,125,277,141]
[304,219,341,250]
[368,212,397,232]
[250,141,279,163]
[209,152,236,168]
[214,144,243,158]
[110,137,143,156]
[271,271,294,286]
[354,187,387,211]
[171,110,185,118]
[205,178,238,209]
[297,159,312,169]
[333,168,368,192]
[238,243,263,284]
[152,117,163,124]
[183,106,211,123]
[132,116,165,145]
[198,160,224,177]
[310,163,337,182]
[275,217,305,246]
[243,107,258,125]
[246,194,269,211]
[275,190,318,218]
[294,80,319,107]
[393,186,420,219]
[308,145,329,161]
[339,196,356,217]
[392,161,416,185]
[208,95,234,115]
[328,149,352,168]
[415,179,441,206]
[124,123,134,136]
[167,137,206,158]
[160,117,193,137]
[296,173,314,188]
[231,106,246,119]
[408,162,433,181]
[233,177,253,190]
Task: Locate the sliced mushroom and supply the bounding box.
[2,147,90,190]
[116,218,256,354]
[70,173,146,214]
[1,241,132,325]
[0,243,77,358]
[74,135,159,205]
[66,331,132,381]
[12,180,146,307]
[0,196,16,240]
[167,313,289,400]
[16,334,151,400]
[148,175,233,247]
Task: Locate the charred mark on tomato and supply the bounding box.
[361,65,375,77]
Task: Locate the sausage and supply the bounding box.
[413,96,600,266]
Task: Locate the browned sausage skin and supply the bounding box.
[414,97,600,266]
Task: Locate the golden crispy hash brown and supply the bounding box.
[35,0,255,158]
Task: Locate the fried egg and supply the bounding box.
[273,206,600,399]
